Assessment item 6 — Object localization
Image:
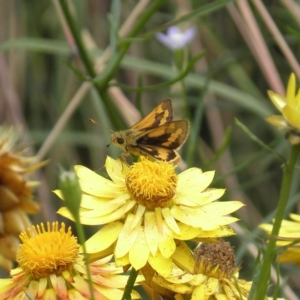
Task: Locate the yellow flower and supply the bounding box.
[0,126,46,270]
[56,157,243,276]
[149,240,253,300]
[0,222,143,300]
[260,213,300,265]
[266,73,300,145]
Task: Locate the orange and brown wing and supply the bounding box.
[134,145,180,162]
[130,99,173,130]
[135,120,189,150]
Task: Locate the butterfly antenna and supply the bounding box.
[89,118,115,133]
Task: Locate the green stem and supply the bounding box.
[58,0,121,126]
[74,217,95,300]
[95,0,167,91]
[58,0,96,79]
[121,267,139,300]
[252,144,300,299]
[57,0,166,130]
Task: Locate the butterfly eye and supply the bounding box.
[117,137,125,144]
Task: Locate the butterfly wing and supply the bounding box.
[133,145,180,162]
[130,99,173,130]
[135,120,190,150]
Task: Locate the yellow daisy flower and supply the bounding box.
[0,126,46,270]
[266,73,300,145]
[260,213,300,265]
[148,240,269,300]
[56,157,243,276]
[0,222,143,300]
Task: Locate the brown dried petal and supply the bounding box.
[0,185,20,210]
[0,169,26,195]
[2,209,31,235]
[0,234,19,260]
[18,197,41,214]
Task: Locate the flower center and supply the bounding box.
[125,158,177,210]
[193,239,236,279]
[17,222,79,279]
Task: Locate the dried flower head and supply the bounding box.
[0,126,46,270]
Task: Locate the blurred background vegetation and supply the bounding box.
[1,0,300,298]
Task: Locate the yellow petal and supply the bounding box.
[174,192,210,207]
[205,277,218,295]
[164,267,193,284]
[287,132,300,145]
[56,275,68,297]
[85,222,123,253]
[290,213,300,222]
[68,289,87,300]
[153,275,191,294]
[131,205,145,229]
[79,194,131,217]
[129,227,150,270]
[37,277,47,297]
[172,240,195,273]
[267,90,286,111]
[144,211,159,256]
[79,193,111,209]
[59,200,136,225]
[280,248,300,264]
[105,156,129,185]
[43,289,58,299]
[94,285,124,300]
[177,169,214,194]
[75,165,125,197]
[148,251,172,277]
[195,226,236,239]
[75,165,108,185]
[198,201,244,215]
[286,73,296,105]
[259,223,273,233]
[72,275,102,299]
[282,105,300,129]
[190,273,207,286]
[223,281,238,299]
[172,223,201,240]
[265,115,290,130]
[158,222,176,258]
[191,284,206,300]
[56,207,72,222]
[215,295,228,300]
[161,207,181,234]
[114,253,130,267]
[199,188,226,205]
[115,214,139,258]
[171,205,240,230]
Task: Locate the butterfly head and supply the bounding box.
[110,132,126,149]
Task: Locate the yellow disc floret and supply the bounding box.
[17,222,79,279]
[125,157,177,210]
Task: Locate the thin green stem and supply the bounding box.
[74,218,95,300]
[186,76,209,167]
[251,144,300,299]
[58,0,96,78]
[57,0,166,130]
[94,0,167,90]
[121,267,139,300]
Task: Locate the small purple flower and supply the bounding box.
[156,26,196,50]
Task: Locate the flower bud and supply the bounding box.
[58,168,82,220]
